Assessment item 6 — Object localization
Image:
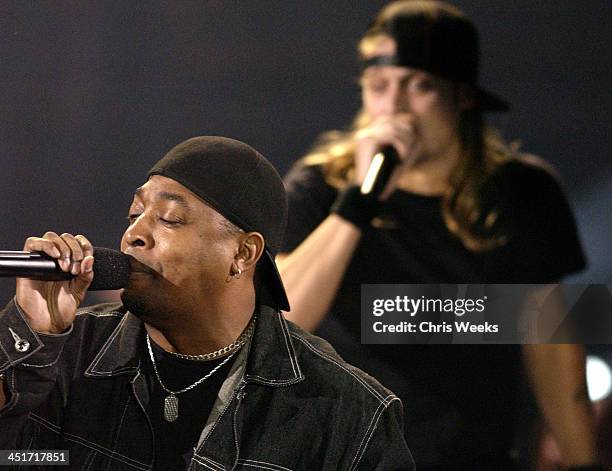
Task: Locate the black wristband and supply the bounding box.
[330,185,380,229]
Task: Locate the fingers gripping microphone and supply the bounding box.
[360,145,401,197]
[0,247,131,290]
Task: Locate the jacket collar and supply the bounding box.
[84,311,143,377]
[84,304,305,386]
[243,304,304,386]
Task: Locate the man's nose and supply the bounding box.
[124,216,153,249]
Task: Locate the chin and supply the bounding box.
[121,287,178,331]
[121,288,157,319]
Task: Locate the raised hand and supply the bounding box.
[15,232,94,334]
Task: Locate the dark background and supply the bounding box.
[0,0,610,303]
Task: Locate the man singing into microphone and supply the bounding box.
[0,136,413,470]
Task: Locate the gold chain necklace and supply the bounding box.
[167,315,256,361]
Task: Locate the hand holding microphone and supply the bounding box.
[359,145,401,197]
[353,114,416,197]
[331,115,415,229]
[9,233,130,334]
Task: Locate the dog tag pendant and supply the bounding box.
[164,394,179,422]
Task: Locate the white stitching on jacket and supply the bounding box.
[276,314,301,378]
[349,396,399,470]
[238,458,295,470]
[104,397,131,471]
[29,413,61,434]
[63,432,150,470]
[192,454,225,470]
[290,333,386,402]
[243,374,303,385]
[86,314,136,375]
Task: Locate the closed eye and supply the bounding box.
[159,217,183,226]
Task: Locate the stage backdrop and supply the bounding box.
[0,1,609,303]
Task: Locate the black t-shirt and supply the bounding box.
[282,158,586,469]
[145,340,235,471]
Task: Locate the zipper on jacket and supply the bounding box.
[231,380,247,471]
[131,369,155,470]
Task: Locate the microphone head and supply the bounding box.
[90,247,131,291]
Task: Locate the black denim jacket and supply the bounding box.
[0,300,413,470]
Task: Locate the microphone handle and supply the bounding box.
[0,251,72,280]
[360,145,401,196]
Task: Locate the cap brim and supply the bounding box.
[478,88,510,112]
[261,249,291,312]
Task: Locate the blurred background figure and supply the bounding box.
[1,1,609,469]
[278,1,606,469]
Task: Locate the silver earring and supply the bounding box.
[225,265,242,283]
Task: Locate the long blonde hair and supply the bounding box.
[301,2,517,252]
[303,0,517,252]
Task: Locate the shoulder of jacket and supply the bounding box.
[286,321,399,407]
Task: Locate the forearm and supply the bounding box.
[278,214,362,332]
[523,344,599,466]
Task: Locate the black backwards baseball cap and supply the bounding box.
[148,136,290,311]
[361,0,509,112]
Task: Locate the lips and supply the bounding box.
[124,253,159,277]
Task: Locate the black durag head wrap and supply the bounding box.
[148,136,290,311]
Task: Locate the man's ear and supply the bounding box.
[235,232,265,274]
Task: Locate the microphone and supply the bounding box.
[0,247,131,290]
[360,145,400,196]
